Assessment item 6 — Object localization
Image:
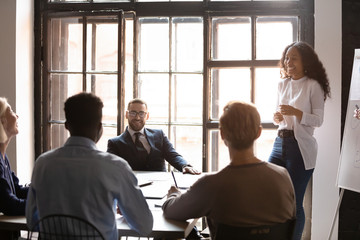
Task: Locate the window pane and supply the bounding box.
[210,68,251,120]
[138,0,201,2]
[256,16,298,60]
[87,16,118,71]
[146,125,168,137]
[208,129,228,172]
[50,0,88,2]
[94,0,129,2]
[212,17,251,60]
[86,74,117,124]
[255,129,277,161]
[171,126,202,171]
[212,0,298,1]
[136,0,176,1]
[208,129,277,172]
[50,74,83,121]
[97,126,117,152]
[138,74,169,122]
[138,18,169,72]
[254,0,298,1]
[255,67,280,122]
[50,124,69,150]
[49,17,83,71]
[171,74,202,124]
[172,17,203,72]
[210,0,250,1]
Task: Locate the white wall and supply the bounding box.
[313,0,341,239]
[0,0,34,184]
[0,1,17,169]
[16,0,34,184]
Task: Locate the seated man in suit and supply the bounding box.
[107,98,200,174]
[162,101,296,239]
[26,93,153,240]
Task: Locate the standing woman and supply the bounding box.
[268,42,330,240]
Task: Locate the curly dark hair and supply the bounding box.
[279,41,331,101]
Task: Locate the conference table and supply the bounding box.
[0,171,203,239]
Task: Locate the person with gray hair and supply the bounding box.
[0,97,28,215]
[0,97,29,239]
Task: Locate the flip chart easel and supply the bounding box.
[329,49,360,240]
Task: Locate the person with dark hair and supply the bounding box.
[268,41,331,240]
[26,93,153,240]
[162,101,295,240]
[107,98,199,174]
[0,97,29,240]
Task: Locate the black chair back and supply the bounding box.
[214,219,296,240]
[27,214,105,240]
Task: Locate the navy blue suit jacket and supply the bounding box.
[107,127,188,171]
[0,154,28,216]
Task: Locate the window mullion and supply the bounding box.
[83,16,87,92]
[203,13,210,172]
[118,11,125,135]
[168,17,172,142]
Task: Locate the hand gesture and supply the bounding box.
[273,111,284,124]
[278,104,303,121]
[354,108,360,120]
[182,166,201,175]
[167,185,181,198]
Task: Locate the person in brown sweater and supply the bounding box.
[162,101,296,239]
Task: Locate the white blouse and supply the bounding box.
[275,76,325,170]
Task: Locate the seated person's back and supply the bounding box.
[26,93,153,240]
[162,101,295,239]
[185,162,294,229]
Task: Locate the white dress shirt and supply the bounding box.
[128,127,151,153]
[276,76,325,169]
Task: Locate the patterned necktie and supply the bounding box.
[134,132,148,162]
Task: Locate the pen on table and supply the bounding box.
[171,171,178,188]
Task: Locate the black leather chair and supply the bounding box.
[214,219,296,240]
[27,214,105,240]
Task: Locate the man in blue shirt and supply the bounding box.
[26,93,153,240]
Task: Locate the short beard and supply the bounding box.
[129,120,144,132]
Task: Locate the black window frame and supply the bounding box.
[34,0,314,171]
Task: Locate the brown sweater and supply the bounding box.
[162,162,296,239]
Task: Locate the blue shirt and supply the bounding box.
[26,136,153,240]
[0,154,28,215]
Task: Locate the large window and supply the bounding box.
[35,0,314,172]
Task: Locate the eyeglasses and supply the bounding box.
[128,111,147,118]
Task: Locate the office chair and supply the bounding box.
[214,218,296,240]
[27,214,105,240]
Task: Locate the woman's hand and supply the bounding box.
[354,108,360,120]
[273,111,284,124]
[278,104,303,121]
